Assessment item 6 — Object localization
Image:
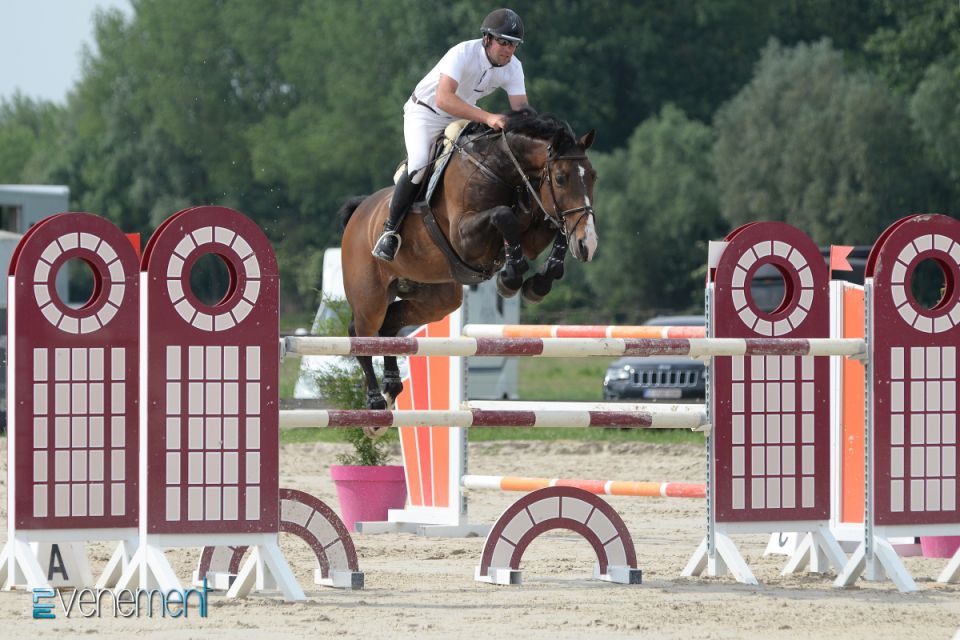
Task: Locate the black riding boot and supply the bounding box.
[372,170,420,262]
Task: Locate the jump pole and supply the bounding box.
[278,408,709,430]
[283,335,866,359]
[462,323,706,339]
[462,475,706,499]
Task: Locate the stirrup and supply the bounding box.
[372,230,402,261]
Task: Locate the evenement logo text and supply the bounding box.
[32,579,211,619]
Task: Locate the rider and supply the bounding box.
[372,8,531,262]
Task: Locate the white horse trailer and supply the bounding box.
[0,185,71,428]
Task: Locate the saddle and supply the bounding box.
[393,119,471,205]
[395,120,498,284]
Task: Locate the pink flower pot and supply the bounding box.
[920,535,960,559]
[330,465,407,532]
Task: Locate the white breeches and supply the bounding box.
[403,102,453,179]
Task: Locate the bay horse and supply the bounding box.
[339,110,598,410]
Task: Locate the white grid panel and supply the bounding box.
[729,355,817,510]
[32,346,128,518]
[164,344,262,522]
[888,346,958,512]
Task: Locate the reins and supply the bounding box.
[449,127,594,239]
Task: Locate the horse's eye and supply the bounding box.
[555,173,566,186]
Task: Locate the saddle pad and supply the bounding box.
[425,119,470,204]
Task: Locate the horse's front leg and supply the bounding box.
[487,205,528,298]
[522,232,568,303]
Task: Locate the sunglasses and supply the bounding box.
[493,36,519,48]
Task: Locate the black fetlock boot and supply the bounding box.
[373,169,420,262]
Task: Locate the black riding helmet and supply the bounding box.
[480,8,524,44]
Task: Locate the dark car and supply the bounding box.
[602,315,706,402]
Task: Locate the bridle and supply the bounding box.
[448,129,594,239]
[498,132,594,236]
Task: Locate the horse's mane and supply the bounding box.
[504,109,579,153]
[464,108,580,154]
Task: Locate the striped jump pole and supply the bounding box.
[283,336,866,358]
[462,475,706,499]
[278,408,710,430]
[466,400,706,413]
[462,323,706,339]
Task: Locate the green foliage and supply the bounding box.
[0,0,955,321]
[910,62,960,185]
[865,1,960,94]
[309,296,395,466]
[579,105,723,323]
[0,94,65,183]
[713,39,934,245]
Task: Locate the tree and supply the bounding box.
[0,95,64,183]
[863,1,960,211]
[713,39,934,245]
[865,0,960,95]
[580,105,723,323]
[0,0,912,317]
[911,62,960,187]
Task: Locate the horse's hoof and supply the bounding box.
[382,378,403,405]
[497,273,521,298]
[382,392,397,411]
[366,391,388,411]
[363,425,390,439]
[521,277,548,303]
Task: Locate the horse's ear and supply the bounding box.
[579,129,596,150]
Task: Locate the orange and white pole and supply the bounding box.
[462,475,705,499]
[462,323,706,339]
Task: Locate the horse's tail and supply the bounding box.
[337,195,367,232]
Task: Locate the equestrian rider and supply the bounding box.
[372,8,531,262]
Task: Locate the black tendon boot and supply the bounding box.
[372,170,420,262]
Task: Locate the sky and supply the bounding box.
[0,0,133,104]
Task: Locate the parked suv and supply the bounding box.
[602,315,706,402]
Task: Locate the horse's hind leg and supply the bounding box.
[377,282,464,406]
[380,355,402,409]
[522,233,568,303]
[348,321,388,411]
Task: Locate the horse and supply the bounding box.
[339,110,598,410]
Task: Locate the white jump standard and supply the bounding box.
[1,206,363,600]
[683,221,850,585]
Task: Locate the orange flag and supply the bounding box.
[830,245,853,278]
[126,233,141,259]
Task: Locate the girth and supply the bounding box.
[416,204,498,285]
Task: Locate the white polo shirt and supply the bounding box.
[408,39,525,118]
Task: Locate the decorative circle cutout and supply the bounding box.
[887,233,960,334]
[188,252,233,306]
[32,232,126,335]
[909,257,948,311]
[163,225,261,332]
[749,264,788,314]
[728,240,813,336]
[60,257,99,308]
